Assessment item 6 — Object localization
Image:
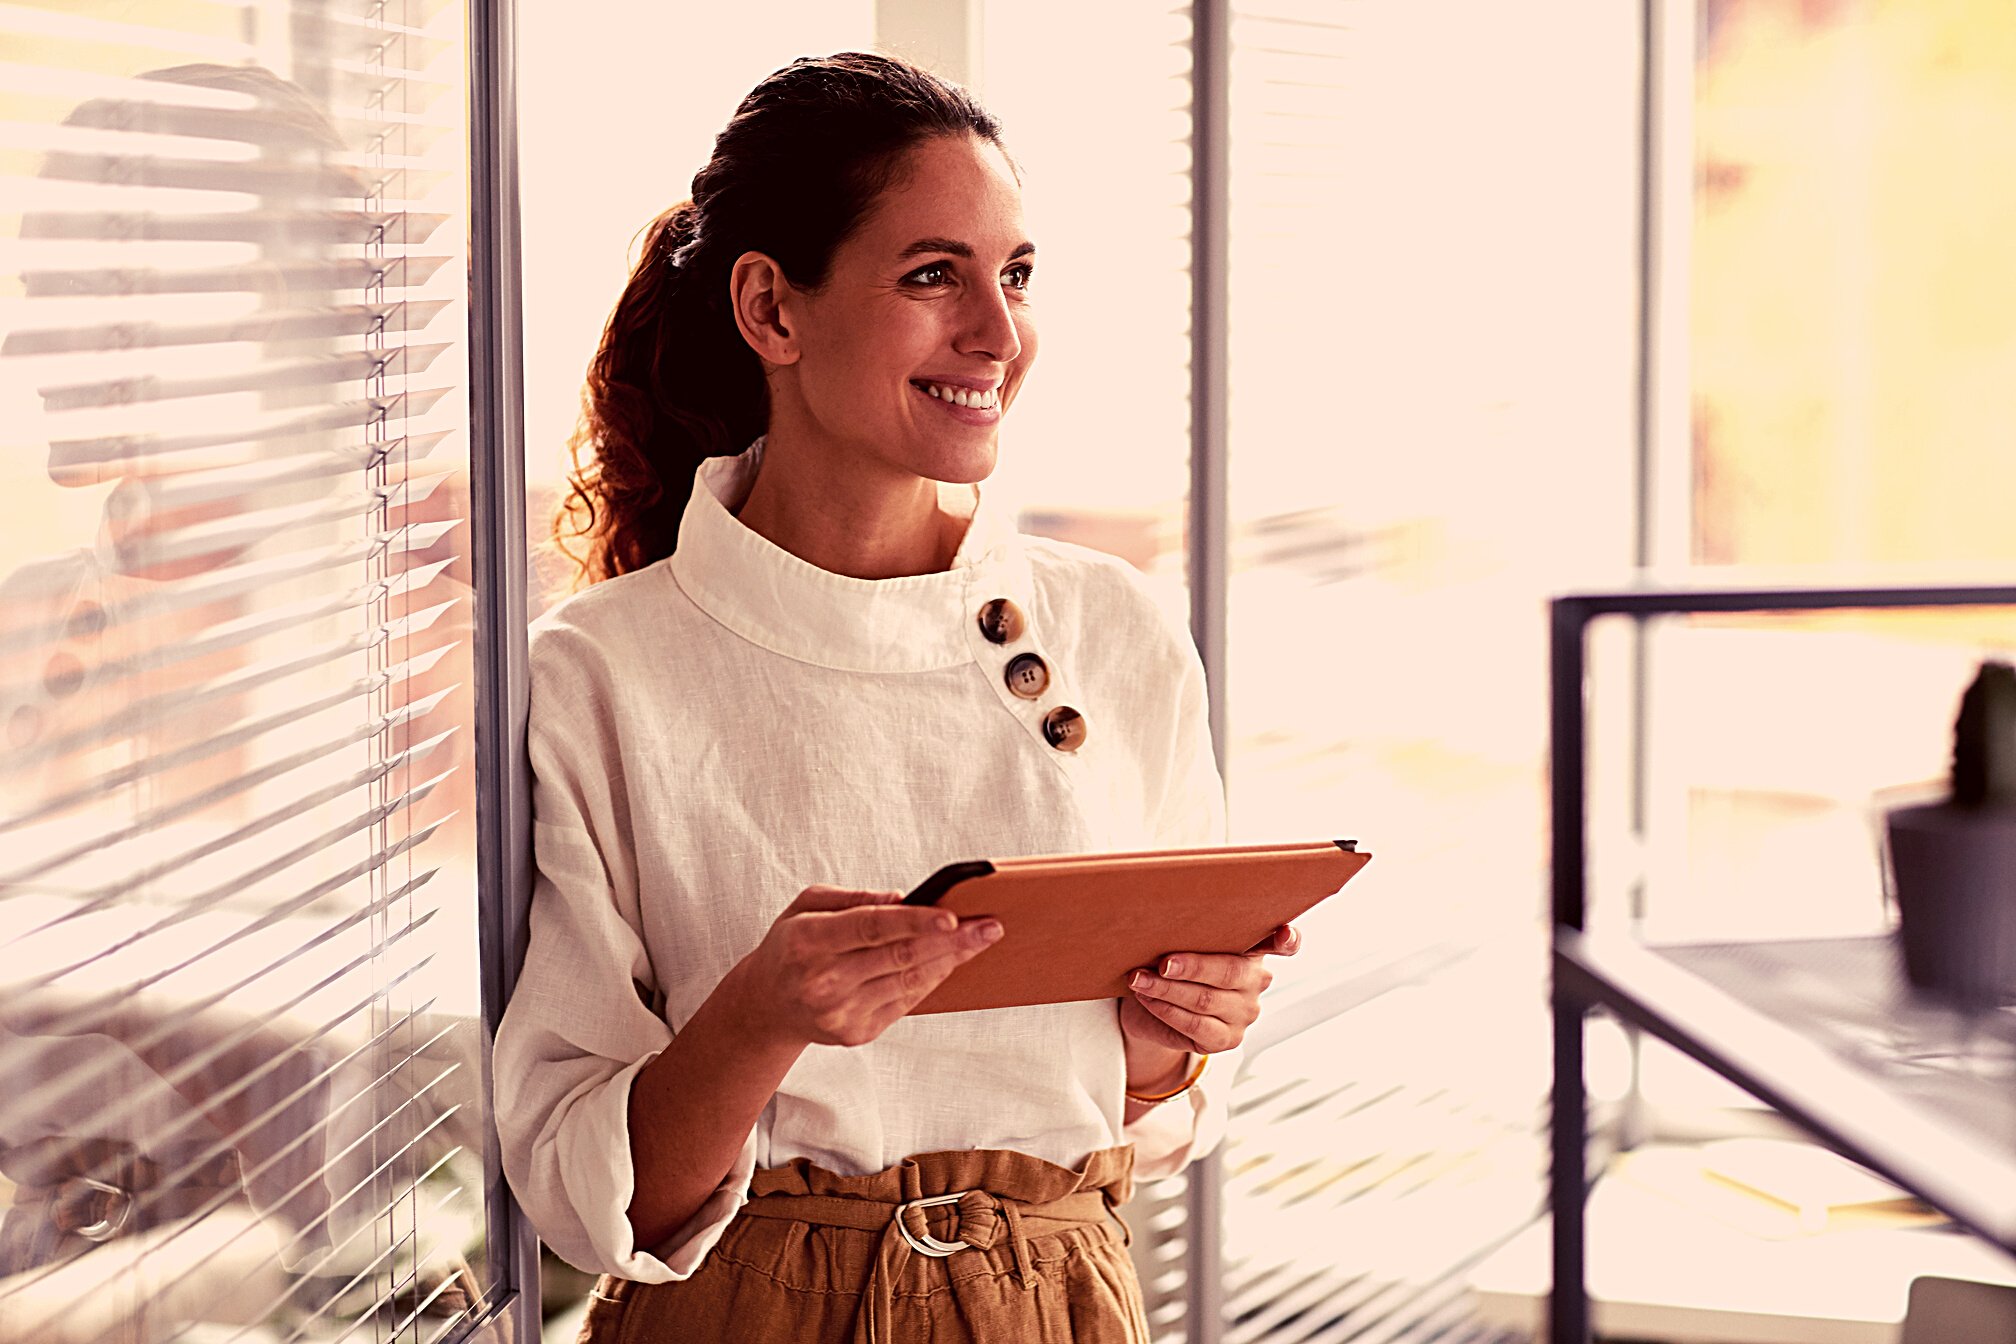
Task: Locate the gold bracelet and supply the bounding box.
[1126,1053,1208,1105]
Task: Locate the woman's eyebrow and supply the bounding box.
[898,237,1037,261]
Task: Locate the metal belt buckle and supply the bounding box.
[72,1177,133,1243]
[894,1193,973,1257]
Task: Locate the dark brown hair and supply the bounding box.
[553,51,1008,588]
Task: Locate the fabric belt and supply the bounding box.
[738,1186,1116,1344]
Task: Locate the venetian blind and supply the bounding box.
[0,2,500,1341]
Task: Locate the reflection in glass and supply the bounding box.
[0,7,493,1341]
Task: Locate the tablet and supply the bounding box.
[901,840,1369,1015]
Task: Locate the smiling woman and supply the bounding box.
[494,50,1297,1343]
[728,132,1038,579]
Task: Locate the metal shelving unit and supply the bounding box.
[1547,580,2016,1344]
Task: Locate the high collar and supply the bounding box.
[667,438,1027,673]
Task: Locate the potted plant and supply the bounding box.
[1886,660,2016,1008]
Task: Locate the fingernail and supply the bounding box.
[976,920,1004,943]
[1163,957,1183,978]
[936,912,957,933]
[1131,970,1152,991]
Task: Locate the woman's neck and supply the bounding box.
[732,431,972,580]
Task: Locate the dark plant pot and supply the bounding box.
[1887,800,2016,1008]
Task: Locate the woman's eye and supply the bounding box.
[1004,263,1034,291]
[907,262,954,286]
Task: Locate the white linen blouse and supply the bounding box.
[494,439,1236,1283]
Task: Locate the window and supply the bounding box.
[1636,0,2016,946]
[0,3,516,1339]
[1216,1,1639,1338]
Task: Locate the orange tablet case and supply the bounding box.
[902,840,1370,1015]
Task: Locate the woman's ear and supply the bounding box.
[728,251,800,367]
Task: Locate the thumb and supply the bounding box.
[785,883,904,915]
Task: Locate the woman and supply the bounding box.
[494,51,1301,1342]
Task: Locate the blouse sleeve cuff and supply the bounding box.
[559,1051,760,1283]
[1123,1046,1241,1183]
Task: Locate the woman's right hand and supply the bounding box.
[735,885,1003,1048]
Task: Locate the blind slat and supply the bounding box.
[19,210,452,248]
[289,14,455,71]
[0,64,464,147]
[21,254,453,298]
[3,299,452,355]
[46,392,455,479]
[89,475,454,574]
[6,151,449,205]
[37,341,453,411]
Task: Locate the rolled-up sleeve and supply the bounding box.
[493,626,756,1281]
[1123,600,1240,1180]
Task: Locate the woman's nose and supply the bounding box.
[955,284,1023,364]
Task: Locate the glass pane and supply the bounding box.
[1218,1,1640,1336]
[1653,0,2016,941]
[1222,0,1639,961]
[983,0,1194,620]
[0,1,494,1337]
[1692,0,2016,570]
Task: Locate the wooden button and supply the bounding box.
[1004,652,1050,700]
[977,598,1026,645]
[1042,706,1086,752]
[43,652,84,699]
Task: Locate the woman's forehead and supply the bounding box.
[856,137,1028,257]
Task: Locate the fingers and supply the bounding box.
[1147,951,1272,993]
[1128,989,1244,1053]
[1118,998,1196,1055]
[787,891,961,952]
[843,917,1003,990]
[1120,1003,1193,1055]
[1129,967,1262,1029]
[1125,941,1288,1055]
[861,928,1000,1013]
[1249,924,1302,957]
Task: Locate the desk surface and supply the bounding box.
[1470,1148,2016,1344]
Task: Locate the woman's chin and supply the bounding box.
[925,439,997,486]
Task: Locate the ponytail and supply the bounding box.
[551,52,1007,590]
[552,200,765,588]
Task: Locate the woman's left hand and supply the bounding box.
[1120,923,1301,1057]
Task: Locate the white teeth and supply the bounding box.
[917,382,998,410]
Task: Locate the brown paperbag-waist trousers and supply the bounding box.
[574,1145,1152,1343]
